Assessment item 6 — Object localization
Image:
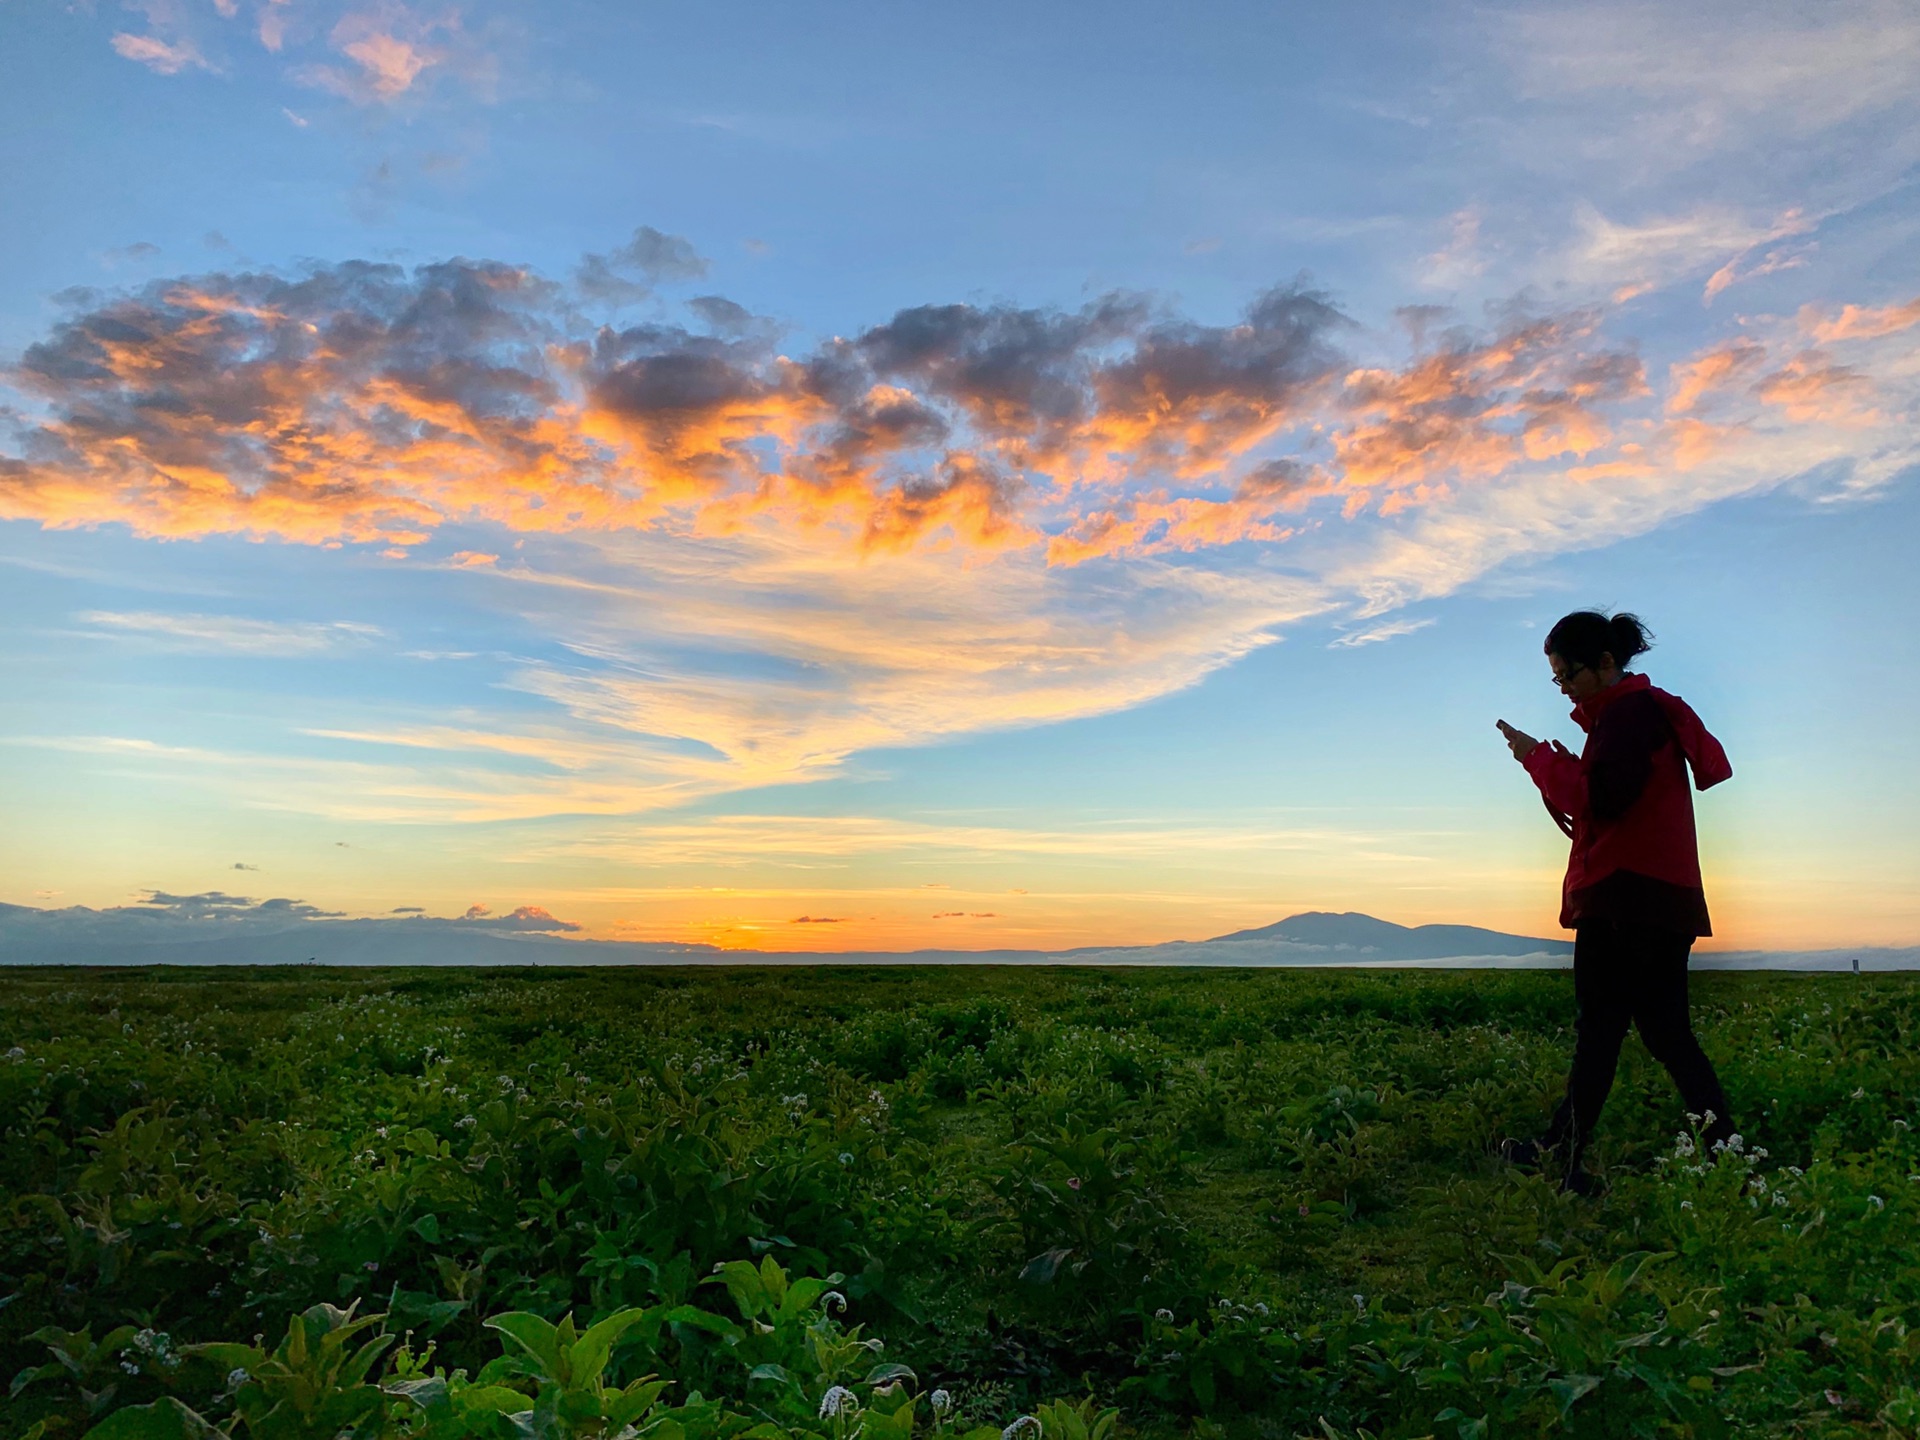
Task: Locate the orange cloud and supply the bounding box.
[1665,340,1766,415]
[1327,316,1643,506]
[0,267,1357,564]
[1045,493,1296,565]
[1753,352,1875,424]
[340,29,436,98]
[2,255,1902,591]
[1798,297,1920,343]
[296,9,466,104]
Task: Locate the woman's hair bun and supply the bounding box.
[1606,612,1653,662]
[1544,609,1654,669]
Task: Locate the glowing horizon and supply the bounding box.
[3,0,1917,957]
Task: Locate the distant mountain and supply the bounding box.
[1206,911,1573,960]
[5,899,1908,968]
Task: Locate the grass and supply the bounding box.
[2,963,1917,1438]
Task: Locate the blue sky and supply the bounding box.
[2,0,1917,952]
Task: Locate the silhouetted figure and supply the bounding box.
[1494,610,1736,1195]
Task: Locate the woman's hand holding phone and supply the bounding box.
[1496,718,1539,761]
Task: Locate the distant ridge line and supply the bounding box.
[1203,910,1574,960]
[4,900,1913,968]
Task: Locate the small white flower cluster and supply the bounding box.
[121,1329,180,1375]
[818,1385,858,1419]
[930,1388,953,1418]
[5,1046,26,1062]
[1205,1297,1271,1323]
[1002,1416,1043,1440]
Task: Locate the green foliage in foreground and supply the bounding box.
[2,964,1918,1439]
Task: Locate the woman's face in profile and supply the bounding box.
[1549,651,1610,702]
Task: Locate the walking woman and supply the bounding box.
[1494,610,1736,1194]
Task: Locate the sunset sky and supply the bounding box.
[3,0,1917,953]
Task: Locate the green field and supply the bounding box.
[2,965,1916,1439]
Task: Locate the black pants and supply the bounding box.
[1544,920,1733,1161]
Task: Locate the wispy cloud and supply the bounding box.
[1506,0,1920,142]
[111,31,215,74]
[103,242,163,268]
[74,610,384,655]
[1558,203,1814,301]
[1330,617,1435,649]
[1475,2,1920,307]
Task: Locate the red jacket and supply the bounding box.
[1522,672,1732,935]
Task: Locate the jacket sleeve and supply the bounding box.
[1522,738,1585,816]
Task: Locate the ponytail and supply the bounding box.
[1544,609,1653,671]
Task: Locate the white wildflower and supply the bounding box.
[930,1389,953,1417]
[821,1290,848,1314]
[1002,1417,1042,1440]
[227,1367,250,1389]
[1867,1194,1884,1210]
[1680,1201,1694,1211]
[4,1047,24,1061]
[819,1386,858,1419]
[1154,1308,1174,1322]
